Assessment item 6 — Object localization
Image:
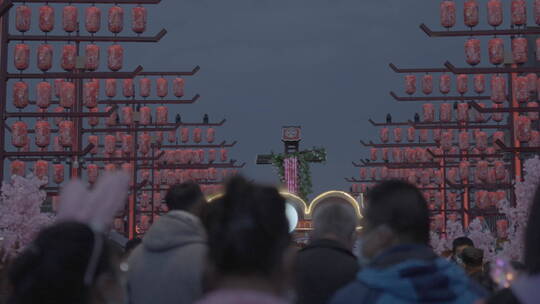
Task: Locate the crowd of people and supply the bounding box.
[1,175,540,304]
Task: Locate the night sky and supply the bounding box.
[126,0,467,199]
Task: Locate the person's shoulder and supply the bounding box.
[329,280,374,304]
[485,288,521,304]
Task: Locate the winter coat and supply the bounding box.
[330,244,487,304]
[127,210,207,304]
[486,274,540,304]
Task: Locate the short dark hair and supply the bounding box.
[165,182,204,211]
[452,237,474,254]
[461,247,483,267]
[365,180,430,244]
[525,185,540,274]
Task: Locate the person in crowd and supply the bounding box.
[294,202,359,304]
[8,222,125,304]
[331,180,486,304]
[123,238,142,260]
[127,182,207,304]
[196,176,293,304]
[452,237,475,264]
[461,247,495,292]
[481,184,540,304]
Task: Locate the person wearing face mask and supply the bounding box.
[294,202,359,304]
[331,180,487,304]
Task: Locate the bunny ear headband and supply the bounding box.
[56,171,131,233]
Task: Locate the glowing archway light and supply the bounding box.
[308,191,362,220]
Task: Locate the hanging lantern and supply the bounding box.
[474,74,485,94]
[122,134,133,154]
[441,131,453,151]
[494,161,506,180]
[380,127,389,143]
[475,131,488,151]
[206,128,215,143]
[104,135,116,155]
[10,161,25,177]
[439,74,451,94]
[393,128,402,143]
[108,6,124,33]
[392,148,403,163]
[59,121,74,147]
[105,79,117,98]
[105,106,117,126]
[173,78,185,97]
[439,103,452,122]
[407,127,415,142]
[108,45,124,71]
[36,82,52,109]
[419,130,429,142]
[457,74,468,94]
[516,116,532,142]
[511,0,527,26]
[488,38,504,65]
[60,81,75,109]
[381,148,389,161]
[460,161,470,181]
[12,121,28,148]
[53,164,64,184]
[477,161,489,182]
[34,160,49,181]
[167,130,176,143]
[423,103,435,122]
[405,148,415,163]
[448,168,458,184]
[83,81,99,108]
[132,6,147,33]
[88,135,99,155]
[193,128,202,143]
[61,44,76,71]
[487,0,503,27]
[139,106,151,125]
[139,78,151,97]
[464,1,479,27]
[527,102,539,120]
[84,44,100,71]
[440,1,456,28]
[220,148,228,162]
[492,103,504,122]
[512,38,528,64]
[422,74,433,95]
[86,164,98,184]
[85,6,101,33]
[139,133,151,155]
[62,6,78,33]
[457,103,469,122]
[465,38,480,65]
[516,76,529,103]
[14,43,29,71]
[405,75,416,95]
[155,131,164,145]
[37,44,53,72]
[39,5,55,32]
[370,148,378,161]
[491,75,506,103]
[156,78,168,98]
[16,5,31,32]
[181,128,189,143]
[13,81,29,109]
[433,129,442,143]
[122,106,133,125]
[123,79,134,97]
[156,106,168,124]
[459,131,469,151]
[35,121,51,148]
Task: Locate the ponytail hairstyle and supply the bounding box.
[8,222,113,304]
[206,176,290,278]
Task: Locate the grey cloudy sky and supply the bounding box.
[126,0,466,199]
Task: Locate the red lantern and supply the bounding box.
[393,128,402,143]
[53,164,64,184]
[34,160,49,181]
[108,45,123,71]
[88,135,98,155]
[407,127,415,142]
[157,78,168,98]
[492,103,504,122]
[439,74,451,94]
[11,161,25,177]
[60,81,75,108]
[87,164,99,184]
[405,75,416,95]
[12,121,28,148]
[457,103,469,122]
[516,116,532,142]
[37,44,53,72]
[139,106,151,125]
[35,82,52,109]
[207,128,215,143]
[139,133,151,155]
[63,6,78,32]
[433,129,442,143]
[156,106,168,124]
[511,0,527,26]
[155,132,164,145]
[380,128,389,143]
[166,130,176,143]
[14,44,29,71]
[464,0,479,27]
[85,6,101,33]
[108,6,124,33]
[16,5,31,33]
[491,75,506,103]
[448,168,458,184]
[516,76,529,103]
[84,44,100,71]
[193,128,202,143]
[139,78,151,97]
[487,0,503,27]
[35,121,51,148]
[457,74,468,94]
[83,81,99,108]
[465,38,480,66]
[105,79,117,98]
[488,38,504,65]
[61,44,76,71]
[422,74,433,95]
[527,73,538,93]
[460,161,470,181]
[423,103,435,122]
[13,81,29,109]
[439,103,452,122]
[494,161,506,181]
[475,131,488,151]
[496,219,509,239]
[122,134,133,154]
[59,121,74,147]
[104,135,116,155]
[419,130,429,142]
[440,1,456,28]
[181,128,189,143]
[220,148,228,162]
[132,6,147,33]
[208,149,217,163]
[381,148,389,161]
[459,131,469,151]
[370,148,378,161]
[477,161,489,182]
[173,78,185,97]
[105,106,117,126]
[528,102,539,120]
[39,6,55,32]
[123,79,134,97]
[122,106,133,125]
[105,164,117,172]
[441,131,452,152]
[474,74,485,94]
[512,38,528,64]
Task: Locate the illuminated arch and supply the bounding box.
[279,191,308,220]
[307,191,362,220]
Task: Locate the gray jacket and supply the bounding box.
[127,210,207,304]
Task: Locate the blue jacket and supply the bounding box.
[330,245,487,304]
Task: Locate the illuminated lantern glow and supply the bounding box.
[63,6,78,32]
[139,106,151,125]
[16,6,31,32]
[459,131,469,151]
[423,103,435,122]
[475,131,488,151]
[104,135,116,155]
[422,75,433,95]
[139,133,151,155]
[465,38,480,65]
[85,44,100,71]
[440,103,452,122]
[37,44,53,72]
[464,1,479,27]
[511,0,527,26]
[13,81,29,109]
[139,78,151,97]
[440,1,456,28]
[473,74,485,94]
[61,44,77,71]
[35,121,51,148]
[207,128,215,143]
[512,38,528,64]
[370,148,378,161]
[405,75,416,95]
[12,121,28,148]
[85,6,101,33]
[460,161,470,181]
[516,116,532,142]
[193,128,202,143]
[491,75,506,103]
[123,79,134,97]
[516,76,529,103]
[157,78,168,98]
[487,0,503,27]
[407,127,415,142]
[108,45,124,71]
[380,127,389,143]
[11,161,25,177]
[53,164,64,184]
[34,161,49,181]
[441,131,452,152]
[60,81,75,108]
[173,78,185,97]
[108,6,124,33]
[488,38,504,65]
[122,106,133,125]
[14,44,29,71]
[156,106,168,124]
[457,74,468,94]
[220,148,228,162]
[106,79,117,98]
[439,74,451,94]
[84,81,99,108]
[457,103,469,122]
[39,6,55,32]
[59,121,74,147]
[132,7,147,33]
[393,128,402,143]
[36,82,52,109]
[122,134,133,154]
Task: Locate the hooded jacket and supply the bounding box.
[127,210,207,304]
[330,245,487,304]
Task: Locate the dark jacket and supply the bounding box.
[487,274,540,304]
[127,211,207,304]
[294,238,359,304]
[330,245,487,304]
